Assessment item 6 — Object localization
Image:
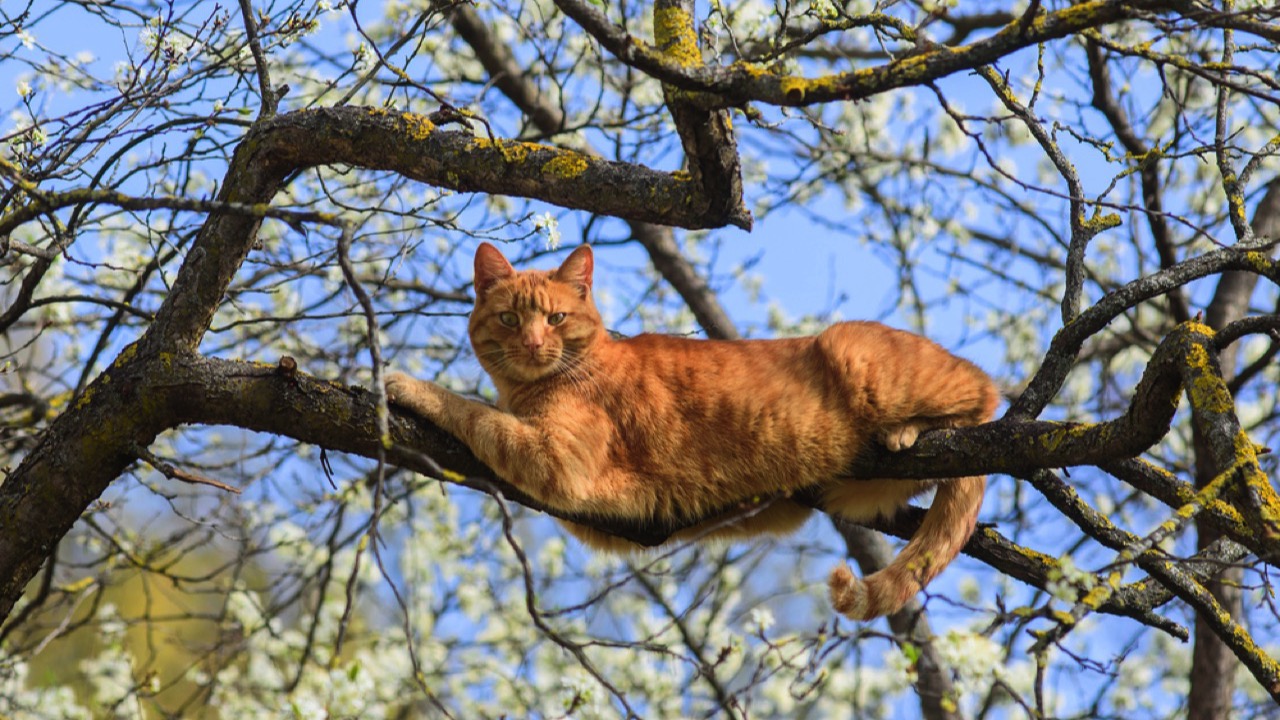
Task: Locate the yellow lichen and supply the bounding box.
[1080,212,1121,233]
[1184,344,1234,415]
[401,112,436,141]
[1080,585,1113,609]
[541,153,590,178]
[1240,251,1275,274]
[982,527,1060,570]
[1051,610,1076,625]
[732,60,769,78]
[73,379,105,411]
[779,76,809,103]
[471,137,536,164]
[653,6,701,68]
[1039,425,1070,453]
[115,342,139,365]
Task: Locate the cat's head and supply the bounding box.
[468,242,605,383]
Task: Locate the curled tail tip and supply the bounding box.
[828,563,876,621]
[828,563,913,621]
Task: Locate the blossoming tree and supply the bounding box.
[2,1,1279,717]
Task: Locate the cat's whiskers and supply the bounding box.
[554,345,605,397]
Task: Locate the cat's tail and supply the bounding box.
[828,475,984,620]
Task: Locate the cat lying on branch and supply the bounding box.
[386,242,998,620]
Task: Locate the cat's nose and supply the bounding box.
[523,337,543,353]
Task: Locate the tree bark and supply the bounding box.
[1188,179,1280,720]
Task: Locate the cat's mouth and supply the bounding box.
[511,350,562,375]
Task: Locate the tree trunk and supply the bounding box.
[1187,179,1280,720]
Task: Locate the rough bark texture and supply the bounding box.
[1188,180,1280,720]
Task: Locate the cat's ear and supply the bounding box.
[474,242,516,298]
[555,245,594,298]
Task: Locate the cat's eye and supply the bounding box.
[498,311,519,327]
[547,312,566,326]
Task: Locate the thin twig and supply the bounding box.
[131,442,242,494]
[237,0,280,117]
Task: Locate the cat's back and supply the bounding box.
[573,329,858,493]
[581,331,843,444]
[608,331,821,395]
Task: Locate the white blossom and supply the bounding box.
[534,211,561,249]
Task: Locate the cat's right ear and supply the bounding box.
[474,242,516,298]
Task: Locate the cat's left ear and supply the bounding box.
[555,245,594,298]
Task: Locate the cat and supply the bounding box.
[385,242,998,620]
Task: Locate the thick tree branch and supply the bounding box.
[242,108,747,230]
[653,0,749,229]
[549,0,1266,108]
[864,509,1235,637]
[7,306,1274,629]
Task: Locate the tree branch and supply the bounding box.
[550,0,1231,108]
[8,309,1275,628]
[653,0,750,229]
[1008,247,1280,419]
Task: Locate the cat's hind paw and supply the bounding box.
[878,424,920,452]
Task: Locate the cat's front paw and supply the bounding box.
[383,371,415,406]
[383,370,447,419]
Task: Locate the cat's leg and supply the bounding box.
[817,321,999,431]
[384,371,449,420]
[385,372,603,509]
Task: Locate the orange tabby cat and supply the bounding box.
[386,243,998,620]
